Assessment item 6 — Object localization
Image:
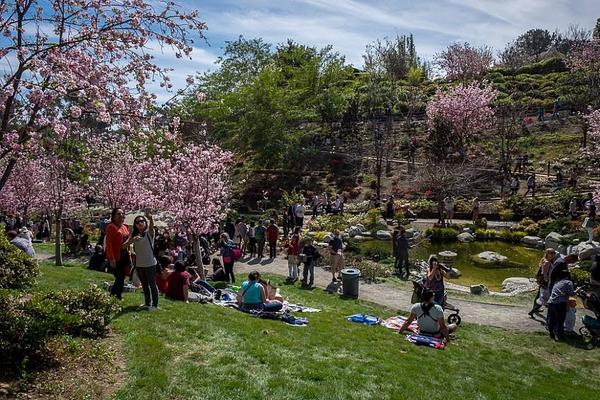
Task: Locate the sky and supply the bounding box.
[151,0,599,101]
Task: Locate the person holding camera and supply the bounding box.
[425,256,449,305]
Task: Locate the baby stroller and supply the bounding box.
[576,284,600,349]
[412,278,461,325]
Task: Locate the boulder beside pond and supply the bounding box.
[521,235,542,247]
[470,284,489,295]
[375,230,393,240]
[448,268,462,278]
[348,226,362,237]
[501,277,537,294]
[472,251,509,267]
[545,232,563,249]
[575,241,600,260]
[457,232,475,243]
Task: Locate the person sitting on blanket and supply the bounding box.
[259,278,284,303]
[237,270,283,312]
[398,290,457,341]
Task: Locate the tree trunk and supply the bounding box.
[54,210,63,266]
[0,158,17,193]
[193,235,206,280]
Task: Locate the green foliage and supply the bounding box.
[424,227,459,242]
[310,214,351,233]
[364,208,386,231]
[356,240,392,261]
[0,230,39,290]
[0,286,119,367]
[570,268,591,288]
[356,259,392,283]
[410,199,436,213]
[313,231,329,242]
[474,229,497,240]
[474,217,488,230]
[280,189,304,207]
[537,216,571,238]
[498,230,528,243]
[498,208,514,221]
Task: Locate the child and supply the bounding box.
[546,269,575,341]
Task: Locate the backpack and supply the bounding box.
[232,246,242,261]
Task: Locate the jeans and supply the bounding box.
[302,260,314,285]
[433,290,444,306]
[248,237,257,256]
[547,302,567,339]
[224,261,235,283]
[242,302,283,312]
[395,252,409,275]
[288,255,298,279]
[110,255,130,300]
[269,240,277,258]
[257,239,265,258]
[137,265,159,307]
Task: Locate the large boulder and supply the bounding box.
[348,226,362,238]
[521,235,542,247]
[473,251,509,266]
[405,228,417,239]
[545,232,563,249]
[470,284,489,295]
[353,235,370,242]
[575,241,600,260]
[448,268,462,279]
[457,232,475,243]
[355,224,366,233]
[501,277,537,294]
[375,230,393,240]
[322,234,334,243]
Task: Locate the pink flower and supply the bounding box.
[69,105,82,118]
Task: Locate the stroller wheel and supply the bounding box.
[447,313,461,325]
[579,327,592,342]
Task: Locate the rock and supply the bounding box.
[557,245,566,255]
[448,268,462,278]
[355,224,366,232]
[348,226,362,237]
[473,251,508,265]
[362,231,372,237]
[521,235,542,246]
[575,241,600,260]
[470,284,489,295]
[322,234,334,243]
[545,232,563,249]
[316,242,329,248]
[353,235,370,242]
[502,277,537,294]
[462,227,473,234]
[405,228,417,239]
[341,233,349,240]
[375,230,393,240]
[457,232,475,242]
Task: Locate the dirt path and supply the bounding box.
[234,255,587,333]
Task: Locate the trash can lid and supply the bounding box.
[341,268,360,275]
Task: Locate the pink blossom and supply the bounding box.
[196,92,207,102]
[70,105,82,118]
[435,43,494,82]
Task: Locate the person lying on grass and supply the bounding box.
[398,290,458,342]
[236,270,283,312]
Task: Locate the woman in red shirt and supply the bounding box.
[105,208,131,300]
[166,261,191,302]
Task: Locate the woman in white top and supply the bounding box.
[124,210,158,309]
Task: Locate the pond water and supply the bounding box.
[357,240,544,291]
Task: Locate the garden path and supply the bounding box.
[235,255,587,333]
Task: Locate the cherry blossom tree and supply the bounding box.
[425,82,498,161]
[0,157,45,221]
[568,39,600,71]
[143,142,232,279]
[435,43,494,82]
[0,0,206,190]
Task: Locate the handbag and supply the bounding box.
[223,256,232,263]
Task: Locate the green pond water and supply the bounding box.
[357,240,544,291]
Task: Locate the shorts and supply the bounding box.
[330,253,344,273]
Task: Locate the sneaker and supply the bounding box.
[148,306,158,311]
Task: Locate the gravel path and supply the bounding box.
[234,255,587,333]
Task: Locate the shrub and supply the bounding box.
[0,230,39,290]
[356,259,392,283]
[364,208,385,231]
[411,199,436,213]
[360,241,392,261]
[424,227,459,242]
[313,231,329,242]
[474,217,488,230]
[570,268,591,288]
[474,229,497,240]
[498,208,514,221]
[498,230,527,243]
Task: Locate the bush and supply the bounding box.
[364,208,386,231]
[474,229,497,240]
[0,230,39,290]
[474,217,488,230]
[570,268,591,288]
[0,286,120,367]
[356,259,392,283]
[411,199,436,213]
[498,230,527,243]
[424,227,459,242]
[359,240,392,260]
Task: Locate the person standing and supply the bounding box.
[546,269,575,341]
[583,192,597,243]
[301,238,320,287]
[294,199,306,228]
[385,195,395,220]
[437,199,445,227]
[510,175,520,196]
[105,208,131,300]
[443,195,455,225]
[255,220,266,258]
[394,228,410,279]
[287,227,301,281]
[524,173,536,197]
[569,198,578,220]
[311,193,319,219]
[425,256,449,306]
[235,218,248,254]
[247,221,257,258]
[321,192,328,215]
[328,230,344,282]
[123,211,159,310]
[528,249,554,317]
[266,219,279,259]
[219,233,235,283]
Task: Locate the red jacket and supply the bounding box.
[266,224,279,241]
[105,223,129,263]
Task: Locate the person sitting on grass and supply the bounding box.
[7,230,36,257]
[165,261,191,303]
[398,290,457,341]
[236,270,283,312]
[156,255,172,294]
[208,258,228,282]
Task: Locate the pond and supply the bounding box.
[356,240,544,291]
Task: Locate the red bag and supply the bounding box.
[232,247,242,261]
[223,256,232,263]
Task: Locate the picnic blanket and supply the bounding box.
[287,303,321,313]
[381,316,418,333]
[405,334,446,350]
[346,314,380,325]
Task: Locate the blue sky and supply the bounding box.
[153,0,599,101]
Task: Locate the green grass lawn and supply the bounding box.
[36,261,599,400]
